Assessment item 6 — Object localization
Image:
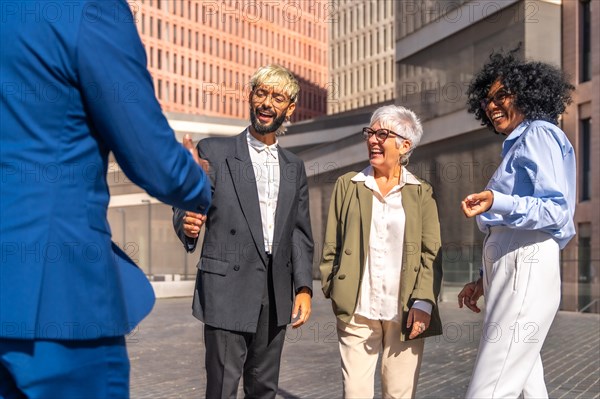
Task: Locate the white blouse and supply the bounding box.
[353,166,432,323]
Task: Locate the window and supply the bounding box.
[383,26,387,50]
[157,19,161,39]
[157,49,162,69]
[580,0,592,82]
[577,223,592,312]
[580,118,592,201]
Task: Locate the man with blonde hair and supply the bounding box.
[173,65,314,398]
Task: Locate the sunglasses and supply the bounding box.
[362,127,405,142]
[480,90,511,110]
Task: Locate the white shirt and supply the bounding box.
[247,130,280,254]
[352,166,432,322]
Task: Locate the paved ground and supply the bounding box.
[129,283,600,398]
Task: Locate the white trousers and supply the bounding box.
[337,314,424,399]
[466,227,561,399]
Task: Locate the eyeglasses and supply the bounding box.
[362,127,404,142]
[480,89,511,110]
[252,88,290,108]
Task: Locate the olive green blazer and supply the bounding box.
[320,170,443,340]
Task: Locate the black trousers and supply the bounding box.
[204,255,286,399]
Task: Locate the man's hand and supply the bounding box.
[407,308,431,339]
[461,190,493,218]
[183,134,209,173]
[183,211,206,238]
[291,287,312,328]
[458,277,484,313]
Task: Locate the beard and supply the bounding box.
[250,106,287,135]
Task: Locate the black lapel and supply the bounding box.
[226,132,267,265]
[271,148,296,257]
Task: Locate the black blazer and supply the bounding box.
[174,131,314,332]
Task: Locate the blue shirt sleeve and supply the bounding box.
[484,122,576,247]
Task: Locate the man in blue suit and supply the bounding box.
[0,1,211,397]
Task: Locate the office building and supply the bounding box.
[328,0,395,114]
[561,0,599,312]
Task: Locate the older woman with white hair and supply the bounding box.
[320,105,443,398]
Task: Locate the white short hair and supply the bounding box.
[370,105,423,164]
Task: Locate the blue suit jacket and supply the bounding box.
[0,0,211,339]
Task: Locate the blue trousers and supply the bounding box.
[0,336,129,399]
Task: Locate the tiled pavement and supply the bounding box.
[129,284,600,398]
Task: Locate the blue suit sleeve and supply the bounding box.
[77,0,210,213]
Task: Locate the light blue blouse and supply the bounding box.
[477,120,576,249]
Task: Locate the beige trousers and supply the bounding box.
[337,314,424,399]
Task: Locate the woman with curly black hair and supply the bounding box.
[457,51,576,399]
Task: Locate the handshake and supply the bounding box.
[181,133,208,239]
[183,133,209,174]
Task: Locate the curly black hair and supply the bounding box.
[466,49,574,132]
